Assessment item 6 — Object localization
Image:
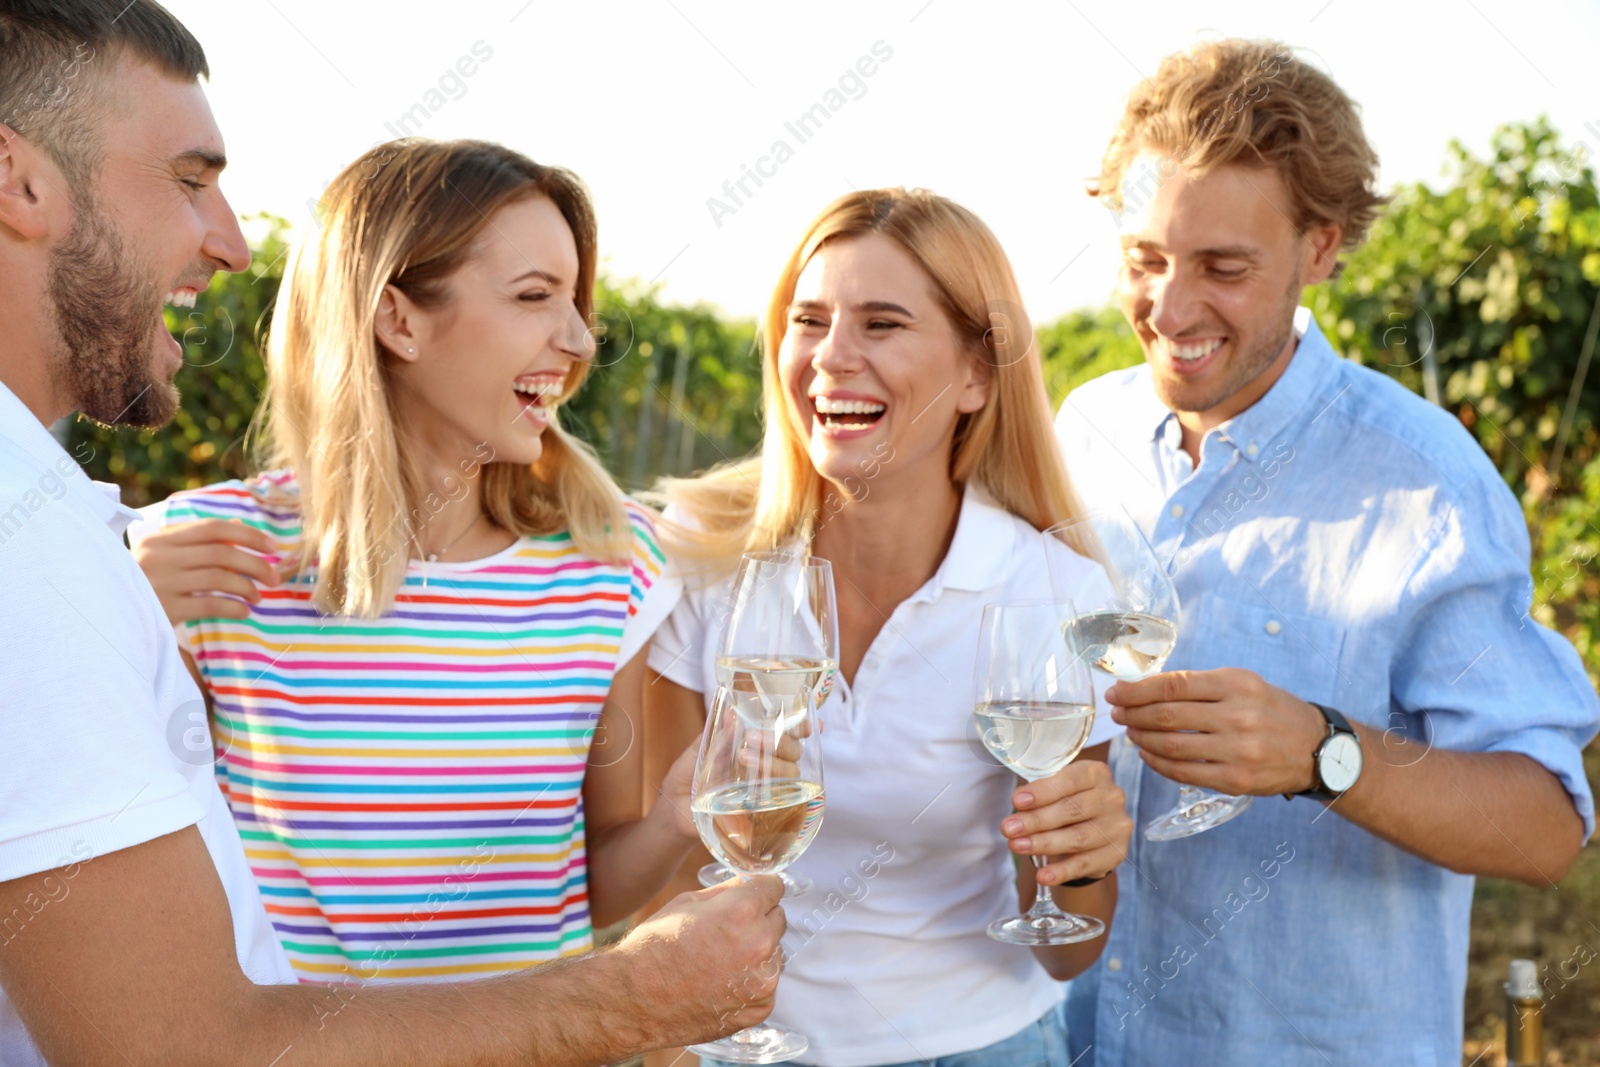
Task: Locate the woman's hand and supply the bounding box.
[1001,758,1132,886]
[132,518,282,625]
[656,725,805,843]
[656,740,701,841]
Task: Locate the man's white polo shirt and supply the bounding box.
[650,486,1124,1067]
[0,382,294,1067]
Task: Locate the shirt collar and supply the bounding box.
[0,378,140,536]
[1146,306,1340,464]
[1219,306,1340,462]
[922,483,1018,597]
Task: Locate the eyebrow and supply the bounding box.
[510,269,563,285]
[790,299,917,317]
[171,149,228,172]
[1122,239,1261,260]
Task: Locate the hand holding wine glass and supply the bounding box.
[973,600,1107,946]
[1046,506,1253,840]
[687,682,825,1063]
[999,755,1131,892]
[607,874,788,1047]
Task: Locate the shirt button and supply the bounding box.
[1246,442,1259,457]
[1108,957,1123,972]
[1169,504,1185,518]
[1265,619,1282,635]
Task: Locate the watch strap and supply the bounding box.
[1312,702,1356,739]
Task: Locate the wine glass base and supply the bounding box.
[1144,792,1254,841]
[986,912,1105,946]
[690,1023,809,1064]
[697,862,813,898]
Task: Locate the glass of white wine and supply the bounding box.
[1045,506,1253,840]
[688,684,825,1063]
[974,599,1105,946]
[698,551,838,897]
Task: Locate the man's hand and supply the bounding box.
[1002,757,1131,885]
[131,518,282,624]
[610,876,787,1047]
[0,825,786,1067]
[1109,669,1327,796]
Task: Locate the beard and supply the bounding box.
[1148,265,1303,416]
[45,199,179,429]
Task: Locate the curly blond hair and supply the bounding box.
[1091,39,1389,271]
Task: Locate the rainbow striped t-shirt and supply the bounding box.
[133,470,676,983]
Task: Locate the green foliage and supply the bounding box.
[1035,304,1145,401]
[566,279,763,490]
[1307,117,1600,683]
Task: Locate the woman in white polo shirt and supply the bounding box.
[646,188,1132,1067]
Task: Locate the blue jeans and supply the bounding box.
[703,1002,1072,1067]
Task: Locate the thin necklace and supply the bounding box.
[423,512,486,562]
[416,512,487,589]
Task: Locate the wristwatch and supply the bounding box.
[1285,703,1362,801]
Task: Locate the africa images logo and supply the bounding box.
[705,41,895,228]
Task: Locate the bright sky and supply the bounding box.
[167,0,1600,323]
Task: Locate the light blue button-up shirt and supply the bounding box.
[1054,307,1598,1066]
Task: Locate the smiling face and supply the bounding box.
[381,194,595,472]
[1115,149,1340,427]
[46,56,249,427]
[778,233,990,494]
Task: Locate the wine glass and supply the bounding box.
[1045,506,1253,841]
[974,599,1105,946]
[698,551,838,897]
[688,684,825,1063]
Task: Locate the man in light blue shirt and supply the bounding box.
[1053,38,1598,1065]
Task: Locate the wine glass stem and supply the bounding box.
[1177,784,1207,812]
[1029,855,1062,917]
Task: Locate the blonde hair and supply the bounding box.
[1090,38,1389,271]
[261,138,629,618]
[658,187,1083,569]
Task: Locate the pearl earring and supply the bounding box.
[406,346,415,354]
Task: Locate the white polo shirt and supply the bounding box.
[0,382,295,1067]
[650,487,1123,1067]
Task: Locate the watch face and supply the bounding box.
[1320,733,1363,793]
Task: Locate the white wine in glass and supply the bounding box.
[973,700,1097,779]
[701,653,829,896]
[717,550,840,714]
[688,684,824,1064]
[714,655,835,733]
[1066,610,1179,681]
[699,552,839,895]
[693,778,824,875]
[974,600,1106,946]
[1046,507,1252,840]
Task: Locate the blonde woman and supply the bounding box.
[129,139,706,984]
[646,188,1134,1066]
